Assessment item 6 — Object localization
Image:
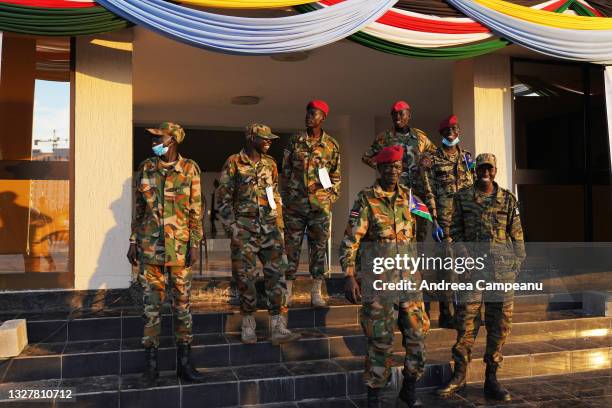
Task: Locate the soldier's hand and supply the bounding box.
[344,275,361,304]
[127,243,138,266]
[187,247,199,268]
[432,221,444,243]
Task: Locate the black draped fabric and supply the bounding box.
[588,0,612,17]
[394,0,610,17]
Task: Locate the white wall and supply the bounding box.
[74,31,133,290]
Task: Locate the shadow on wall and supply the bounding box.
[81,178,137,310]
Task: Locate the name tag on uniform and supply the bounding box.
[318,167,333,189]
[266,186,277,209]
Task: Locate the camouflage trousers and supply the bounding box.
[283,204,330,280]
[452,300,514,366]
[360,300,430,389]
[139,263,193,348]
[231,220,287,316]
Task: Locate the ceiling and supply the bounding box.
[132,27,455,132]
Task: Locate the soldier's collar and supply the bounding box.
[373,181,404,199]
[155,154,185,173]
[391,128,414,139]
[239,149,253,165]
[473,182,502,202]
[300,130,328,146]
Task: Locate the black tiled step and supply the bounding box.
[3,314,609,381]
[1,351,610,407]
[16,295,591,343]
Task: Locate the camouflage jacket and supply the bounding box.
[420,146,474,228]
[450,182,526,277]
[216,149,283,234]
[339,182,415,270]
[362,128,436,189]
[280,131,341,213]
[131,155,203,266]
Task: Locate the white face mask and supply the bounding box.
[442,137,460,147]
[152,143,169,156]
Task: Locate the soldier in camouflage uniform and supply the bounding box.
[217,123,300,346]
[127,122,205,383]
[436,153,525,402]
[420,115,474,328]
[362,101,436,243]
[341,146,429,408]
[281,100,341,307]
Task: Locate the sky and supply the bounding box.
[31,80,70,150]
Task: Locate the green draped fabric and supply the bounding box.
[295,3,510,59]
[0,3,128,36]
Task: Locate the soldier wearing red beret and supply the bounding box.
[340,145,429,408]
[362,101,437,243]
[419,114,475,328]
[281,100,341,307]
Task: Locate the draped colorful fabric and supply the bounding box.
[174,0,316,8]
[0,0,610,62]
[448,0,612,63]
[0,0,94,7]
[0,2,127,36]
[94,0,397,54]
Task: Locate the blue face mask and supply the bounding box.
[442,137,460,147]
[152,143,169,156]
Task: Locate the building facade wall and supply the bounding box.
[74,32,133,290]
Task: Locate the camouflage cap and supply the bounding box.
[246,123,279,140]
[476,153,496,168]
[146,122,186,144]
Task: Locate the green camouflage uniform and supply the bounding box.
[362,129,437,242]
[131,154,203,348]
[281,131,341,280]
[217,149,287,316]
[339,182,430,389]
[420,146,475,304]
[449,173,525,368]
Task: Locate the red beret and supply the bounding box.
[439,114,459,133]
[391,100,410,114]
[307,100,329,117]
[374,145,404,164]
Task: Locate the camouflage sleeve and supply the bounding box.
[280,136,293,200]
[216,157,237,235]
[130,166,145,242]
[449,194,464,242]
[339,193,369,271]
[329,144,341,204]
[419,154,437,220]
[272,162,284,230]
[188,163,204,248]
[508,195,526,263]
[361,136,382,169]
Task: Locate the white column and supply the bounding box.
[453,55,513,190]
[74,30,133,290]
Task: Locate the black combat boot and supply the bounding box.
[484,364,511,401]
[176,343,206,382]
[435,361,467,397]
[142,346,159,384]
[399,375,423,407]
[438,302,454,329]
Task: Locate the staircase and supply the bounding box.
[0,279,610,407]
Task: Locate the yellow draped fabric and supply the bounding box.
[474,0,612,29]
[175,0,314,8]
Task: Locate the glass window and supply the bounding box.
[0,34,72,289]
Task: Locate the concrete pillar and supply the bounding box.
[453,55,513,190]
[74,30,133,290]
